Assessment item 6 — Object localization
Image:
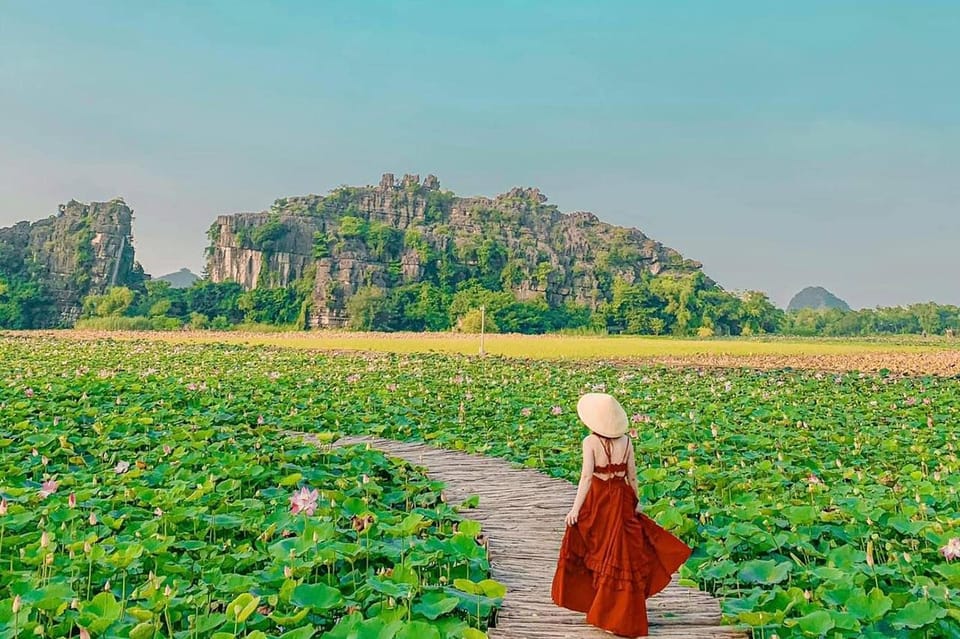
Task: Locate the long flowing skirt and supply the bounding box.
[551,478,692,637]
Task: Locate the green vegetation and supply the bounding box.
[4,337,957,638]
[73,279,311,331]
[0,237,59,329]
[785,303,960,337]
[0,338,502,638]
[67,276,960,339]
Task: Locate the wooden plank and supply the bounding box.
[295,433,749,638]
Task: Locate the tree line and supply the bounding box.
[67,274,960,338]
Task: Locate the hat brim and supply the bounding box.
[576,393,628,438]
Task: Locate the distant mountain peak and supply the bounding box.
[788,286,851,312]
[155,268,200,289]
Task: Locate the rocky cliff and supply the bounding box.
[206,173,707,327]
[0,198,144,326]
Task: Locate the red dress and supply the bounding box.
[551,440,692,637]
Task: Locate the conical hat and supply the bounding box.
[576,393,628,438]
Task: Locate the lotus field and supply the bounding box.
[2,335,960,638]
[0,338,501,639]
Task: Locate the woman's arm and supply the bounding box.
[627,442,641,511]
[565,437,595,526]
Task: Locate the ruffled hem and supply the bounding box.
[557,551,648,592]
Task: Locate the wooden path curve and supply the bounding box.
[298,433,748,639]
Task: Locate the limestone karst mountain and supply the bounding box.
[0,198,144,326]
[205,173,708,327]
[787,286,851,312]
[156,267,200,289]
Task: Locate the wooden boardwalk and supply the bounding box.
[298,433,748,639]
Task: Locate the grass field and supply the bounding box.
[11,330,960,375]
[32,329,960,356]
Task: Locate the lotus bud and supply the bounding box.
[83,541,92,554]
[0,498,8,515]
[103,580,111,591]
[866,541,875,568]
[79,629,90,639]
[71,599,79,609]
[284,566,293,579]
[44,554,54,566]
[68,493,77,509]
[40,531,50,548]
[89,513,97,526]
[12,595,21,613]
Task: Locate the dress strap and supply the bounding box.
[597,434,614,466]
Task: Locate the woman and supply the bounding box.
[551,393,692,637]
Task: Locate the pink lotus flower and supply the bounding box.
[39,479,59,499]
[289,486,320,516]
[162,445,172,456]
[186,383,198,391]
[346,374,361,384]
[551,406,563,416]
[154,507,164,517]
[114,461,130,474]
[386,383,397,392]
[629,428,639,439]
[941,538,960,561]
[257,415,265,425]
[520,407,532,417]
[0,498,8,515]
[24,388,34,398]
[68,493,77,509]
[79,628,91,639]
[631,413,645,423]
[807,473,823,485]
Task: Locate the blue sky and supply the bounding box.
[1,1,958,308]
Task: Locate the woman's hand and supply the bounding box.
[565,509,580,527]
